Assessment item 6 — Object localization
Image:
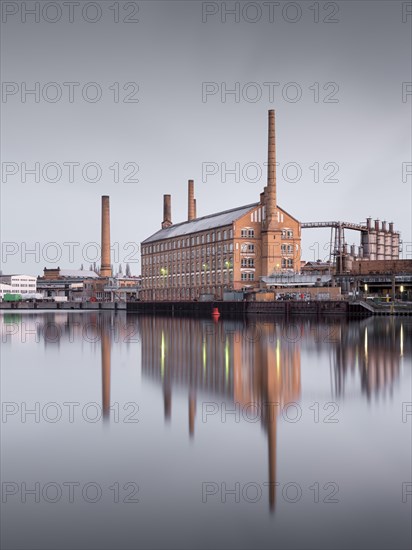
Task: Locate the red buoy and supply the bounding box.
[212,307,220,320]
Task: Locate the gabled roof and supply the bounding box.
[142,203,258,244]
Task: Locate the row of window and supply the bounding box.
[240,228,255,238]
[142,244,234,265]
[12,284,36,288]
[142,271,234,288]
[143,229,233,254]
[241,258,255,268]
[143,256,234,275]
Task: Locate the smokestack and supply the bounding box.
[389,222,394,233]
[193,199,197,219]
[162,194,172,229]
[265,110,276,229]
[100,196,112,278]
[374,219,380,231]
[188,180,195,221]
[366,217,372,229]
[382,221,387,232]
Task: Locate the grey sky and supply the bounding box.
[1,0,411,275]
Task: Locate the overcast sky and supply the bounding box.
[1,0,411,276]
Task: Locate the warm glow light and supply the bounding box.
[202,341,207,373]
[161,331,165,378]
[364,284,368,292]
[276,338,280,372]
[400,324,404,357]
[400,285,404,293]
[225,338,229,382]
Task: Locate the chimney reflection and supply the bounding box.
[140,316,301,512]
[188,392,196,438]
[101,324,111,420]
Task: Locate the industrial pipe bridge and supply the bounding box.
[301,221,367,232]
[300,220,401,267]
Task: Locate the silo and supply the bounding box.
[384,222,392,259]
[361,231,370,258]
[376,220,385,260]
[368,222,377,260]
[392,232,400,259]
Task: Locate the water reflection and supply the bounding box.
[331,318,406,399]
[136,315,410,511]
[1,312,410,513]
[140,317,303,511]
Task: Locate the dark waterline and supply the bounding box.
[1,312,411,550]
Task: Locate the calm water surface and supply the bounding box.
[1,312,411,550]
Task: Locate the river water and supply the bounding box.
[1,312,411,550]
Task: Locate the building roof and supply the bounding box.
[0,274,36,278]
[57,269,100,278]
[142,203,258,244]
[142,201,301,245]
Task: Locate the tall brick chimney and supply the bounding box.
[100,195,112,277]
[188,180,195,221]
[193,198,197,219]
[162,194,172,229]
[265,109,276,229]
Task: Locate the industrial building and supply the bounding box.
[141,110,301,301]
[37,198,141,302]
[0,274,37,295]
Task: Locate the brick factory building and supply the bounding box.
[141,110,301,301]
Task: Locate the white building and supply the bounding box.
[0,274,37,295]
[0,283,13,299]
